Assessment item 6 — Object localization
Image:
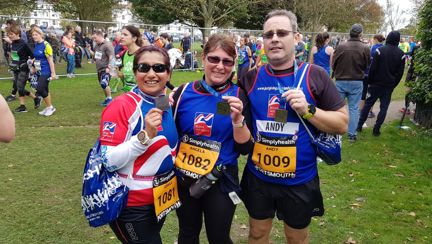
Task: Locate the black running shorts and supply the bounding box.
[240,167,324,229]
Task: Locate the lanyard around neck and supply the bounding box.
[199,79,231,98]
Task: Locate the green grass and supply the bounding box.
[0,69,431,243]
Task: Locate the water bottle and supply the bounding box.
[189,165,225,199]
[109,58,118,78]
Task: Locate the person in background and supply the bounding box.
[3,20,24,102]
[295,33,305,61]
[255,37,267,67]
[2,27,11,66]
[62,29,76,78]
[25,24,37,52]
[357,31,405,136]
[0,94,15,143]
[398,37,410,54]
[111,31,126,92]
[173,33,253,244]
[408,36,416,55]
[180,32,191,54]
[160,33,173,50]
[74,25,85,68]
[119,25,143,92]
[6,24,40,113]
[360,34,385,122]
[309,32,334,76]
[86,30,114,106]
[400,42,420,115]
[31,27,57,116]
[112,31,126,57]
[237,37,252,81]
[332,23,370,142]
[48,33,60,64]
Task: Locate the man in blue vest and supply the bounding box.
[238,9,348,243]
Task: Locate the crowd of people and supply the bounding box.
[0,8,421,244]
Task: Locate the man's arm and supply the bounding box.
[0,95,15,143]
[306,106,348,134]
[394,55,406,87]
[331,47,339,72]
[283,66,348,134]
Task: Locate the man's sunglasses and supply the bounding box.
[135,63,169,73]
[262,29,293,39]
[207,56,235,67]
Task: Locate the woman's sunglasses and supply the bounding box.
[207,56,235,67]
[135,63,169,73]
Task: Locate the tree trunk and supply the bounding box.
[414,101,432,129]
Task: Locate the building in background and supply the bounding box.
[28,0,61,29]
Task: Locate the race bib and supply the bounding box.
[153,171,181,222]
[252,134,297,178]
[94,51,103,60]
[34,60,41,71]
[175,135,221,179]
[11,51,19,61]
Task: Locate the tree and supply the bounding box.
[47,0,119,31]
[382,0,407,31]
[409,1,432,128]
[233,1,294,30]
[317,0,384,33]
[0,0,36,16]
[130,0,261,39]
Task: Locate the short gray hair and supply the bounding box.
[264,9,298,33]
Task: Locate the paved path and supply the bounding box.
[364,100,412,127]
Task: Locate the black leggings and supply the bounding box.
[109,205,165,244]
[14,70,31,97]
[176,179,236,244]
[36,75,50,98]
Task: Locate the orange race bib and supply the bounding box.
[153,171,181,221]
[252,134,297,178]
[175,135,221,179]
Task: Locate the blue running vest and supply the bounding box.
[176,81,241,167]
[246,63,318,185]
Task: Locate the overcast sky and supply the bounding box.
[378,0,415,31]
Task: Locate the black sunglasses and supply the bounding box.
[262,29,293,39]
[207,56,235,67]
[135,63,169,73]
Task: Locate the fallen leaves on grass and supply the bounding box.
[408,212,416,217]
[386,164,397,168]
[350,203,362,209]
[345,237,356,244]
[319,220,325,226]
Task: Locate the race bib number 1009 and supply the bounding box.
[252,134,297,178]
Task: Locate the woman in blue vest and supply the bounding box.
[31,27,57,116]
[237,36,252,81]
[309,32,334,76]
[172,33,253,244]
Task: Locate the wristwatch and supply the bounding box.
[233,117,246,128]
[302,104,316,120]
[137,130,151,146]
